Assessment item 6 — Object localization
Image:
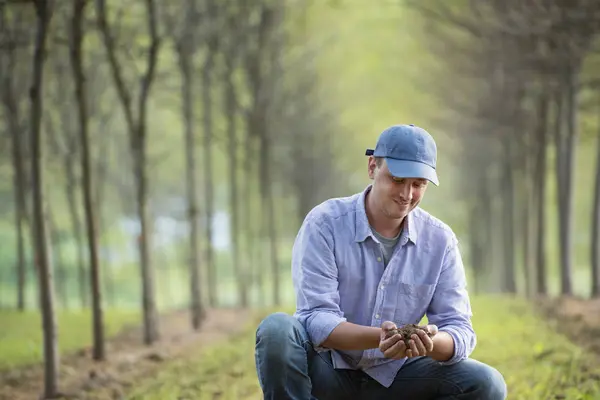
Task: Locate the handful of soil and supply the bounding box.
[384,324,434,347]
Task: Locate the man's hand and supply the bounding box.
[379,321,438,359]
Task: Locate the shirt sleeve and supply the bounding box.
[292,217,346,351]
[427,234,477,365]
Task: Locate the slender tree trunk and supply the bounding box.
[502,138,516,293]
[591,97,600,297]
[135,141,158,343]
[243,130,258,305]
[202,52,217,307]
[535,91,549,296]
[558,66,578,296]
[259,133,281,306]
[468,203,483,294]
[521,134,534,298]
[31,0,58,396]
[10,112,27,311]
[64,163,87,308]
[95,133,114,306]
[225,61,247,308]
[178,45,204,329]
[3,32,28,311]
[46,207,67,309]
[70,0,105,360]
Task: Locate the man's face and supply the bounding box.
[367,157,428,220]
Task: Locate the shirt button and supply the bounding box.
[380,285,385,290]
[377,257,382,262]
[375,314,380,319]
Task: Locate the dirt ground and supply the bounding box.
[536,295,600,356]
[0,307,251,400]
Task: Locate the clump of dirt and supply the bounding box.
[384,324,434,346]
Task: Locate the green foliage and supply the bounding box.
[123,296,600,399]
[0,308,140,370]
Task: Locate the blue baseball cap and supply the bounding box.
[365,124,439,186]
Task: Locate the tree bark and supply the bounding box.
[202,48,217,307]
[30,0,58,396]
[534,91,549,296]
[591,96,600,297]
[70,0,105,360]
[224,56,247,308]
[502,138,516,293]
[177,40,204,329]
[7,86,27,312]
[2,17,28,311]
[559,66,578,296]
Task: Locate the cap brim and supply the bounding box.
[386,158,439,186]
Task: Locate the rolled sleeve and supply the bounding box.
[292,217,346,351]
[427,235,477,365]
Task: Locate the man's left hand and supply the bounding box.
[405,324,438,357]
[380,323,439,359]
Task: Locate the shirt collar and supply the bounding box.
[354,184,418,245]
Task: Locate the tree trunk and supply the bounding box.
[9,105,27,311]
[502,138,516,293]
[591,97,600,297]
[3,30,28,311]
[468,203,483,294]
[534,91,549,296]
[521,133,534,298]
[225,60,248,308]
[178,45,204,329]
[259,133,281,306]
[202,52,217,307]
[95,133,114,306]
[136,141,158,344]
[46,207,67,309]
[70,0,105,360]
[243,128,258,305]
[64,162,87,308]
[31,0,58,396]
[559,66,578,296]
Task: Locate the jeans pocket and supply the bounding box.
[394,282,436,325]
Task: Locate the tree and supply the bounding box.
[96,0,161,345]
[70,0,105,360]
[30,0,59,396]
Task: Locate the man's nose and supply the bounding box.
[398,183,413,200]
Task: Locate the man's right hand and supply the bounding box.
[379,321,409,359]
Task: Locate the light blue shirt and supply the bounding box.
[292,185,476,388]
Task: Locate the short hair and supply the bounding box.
[374,157,384,168]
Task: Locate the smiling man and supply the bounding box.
[254,125,507,399]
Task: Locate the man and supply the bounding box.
[254,125,507,399]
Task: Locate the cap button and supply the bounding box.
[409,124,414,126]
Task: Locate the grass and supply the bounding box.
[123,296,600,400]
[0,308,140,370]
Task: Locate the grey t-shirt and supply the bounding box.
[371,227,401,267]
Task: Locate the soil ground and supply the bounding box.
[0,307,251,400]
[536,295,600,356]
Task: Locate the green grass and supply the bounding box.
[0,308,140,370]
[123,296,600,400]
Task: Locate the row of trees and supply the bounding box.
[0,0,346,397]
[408,0,600,298]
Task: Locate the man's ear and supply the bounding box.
[368,156,377,179]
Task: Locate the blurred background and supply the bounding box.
[1,0,600,399]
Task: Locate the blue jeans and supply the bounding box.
[255,312,507,400]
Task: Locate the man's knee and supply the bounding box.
[256,312,306,348]
[255,312,307,367]
[256,312,299,339]
[469,361,507,400]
